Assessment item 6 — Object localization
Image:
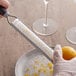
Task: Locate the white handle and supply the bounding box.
[12,19,54,60]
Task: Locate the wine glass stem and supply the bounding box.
[45,2,48,26]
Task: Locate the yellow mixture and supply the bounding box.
[24,55,53,76]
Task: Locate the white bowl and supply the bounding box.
[15,49,53,76]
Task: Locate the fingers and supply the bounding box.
[53,45,63,63]
[53,72,72,76]
[0,0,10,9]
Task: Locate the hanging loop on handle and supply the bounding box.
[0,5,17,25]
[6,14,17,25]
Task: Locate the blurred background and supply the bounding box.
[0,0,76,76]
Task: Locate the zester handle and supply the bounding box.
[12,19,54,60]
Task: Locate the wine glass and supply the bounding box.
[65,0,76,44]
[33,0,58,35]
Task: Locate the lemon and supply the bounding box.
[62,46,76,60]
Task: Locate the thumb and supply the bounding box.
[53,45,63,63]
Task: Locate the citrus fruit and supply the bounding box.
[62,46,76,60]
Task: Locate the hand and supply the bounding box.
[53,45,76,76]
[0,0,9,18]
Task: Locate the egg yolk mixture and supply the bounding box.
[24,55,53,76]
